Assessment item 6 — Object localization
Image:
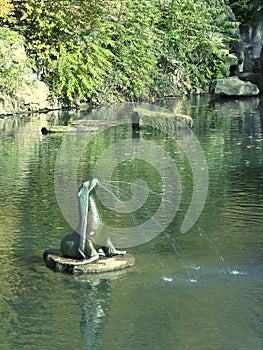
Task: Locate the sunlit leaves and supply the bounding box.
[0,27,29,94]
[0,0,13,23]
[228,0,262,24]
[5,0,237,101]
[13,0,115,101]
[156,0,232,94]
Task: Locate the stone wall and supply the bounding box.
[0,41,60,116]
[238,8,263,91]
[240,14,263,73]
[259,44,263,92]
[214,6,263,95]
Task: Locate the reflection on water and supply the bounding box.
[0,96,262,350]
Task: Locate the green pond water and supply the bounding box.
[0,96,262,350]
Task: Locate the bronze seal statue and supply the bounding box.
[60,179,126,263]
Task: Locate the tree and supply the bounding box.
[99,0,162,101]
[4,0,237,102]
[0,0,13,24]
[156,0,234,94]
[14,0,115,101]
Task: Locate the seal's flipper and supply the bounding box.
[69,253,99,265]
[101,246,126,257]
[77,247,86,259]
[84,238,98,259]
[83,253,99,264]
[101,239,126,257]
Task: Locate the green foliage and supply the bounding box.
[0,0,237,102]
[228,0,262,25]
[13,0,115,102]
[0,27,30,94]
[100,0,161,101]
[156,0,233,94]
[0,0,14,24]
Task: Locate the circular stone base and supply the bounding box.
[43,250,135,275]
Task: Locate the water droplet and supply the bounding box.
[229,270,246,275]
[162,276,173,282]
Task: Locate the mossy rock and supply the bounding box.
[134,107,193,128]
[43,250,135,275]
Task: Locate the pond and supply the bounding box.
[0,95,262,350]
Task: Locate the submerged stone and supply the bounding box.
[43,250,135,275]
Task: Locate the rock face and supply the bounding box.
[210,76,259,96]
[236,8,263,91]
[0,43,59,115]
[260,48,263,92]
[240,14,263,74]
[16,73,51,111]
[219,6,263,92]
[0,75,59,115]
[0,92,18,115]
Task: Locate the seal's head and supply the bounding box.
[83,178,99,193]
[78,178,99,201]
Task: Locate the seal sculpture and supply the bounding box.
[60,179,126,263]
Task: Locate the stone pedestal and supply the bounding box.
[43,250,135,275]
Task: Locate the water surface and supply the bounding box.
[0,96,262,350]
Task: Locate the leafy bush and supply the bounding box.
[0,27,30,94]
[228,0,262,25]
[0,0,237,102]
[155,0,236,95]
[100,0,162,101]
[13,0,115,102]
[0,0,13,24]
